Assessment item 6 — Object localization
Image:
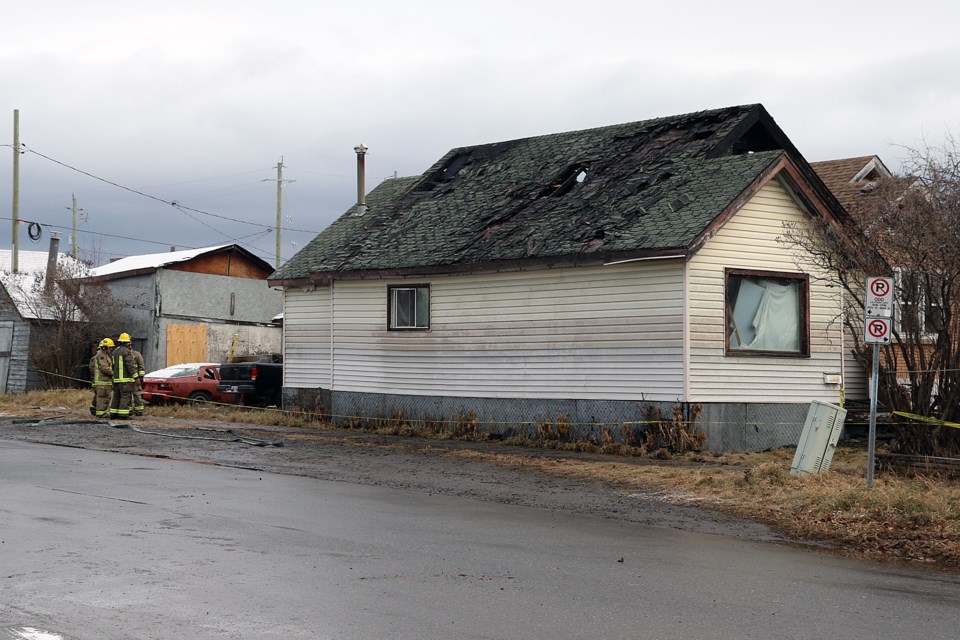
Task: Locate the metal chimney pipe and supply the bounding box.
[354,143,368,216]
[45,234,60,295]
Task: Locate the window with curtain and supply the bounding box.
[388,285,431,330]
[725,270,809,355]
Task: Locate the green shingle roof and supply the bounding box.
[272,104,795,282]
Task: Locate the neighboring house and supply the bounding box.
[269,104,861,452]
[810,155,893,214]
[0,248,88,393]
[812,156,943,394]
[86,244,282,373]
[810,156,898,401]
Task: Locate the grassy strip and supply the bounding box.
[3,389,958,568]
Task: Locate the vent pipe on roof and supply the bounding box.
[44,234,60,295]
[355,143,368,216]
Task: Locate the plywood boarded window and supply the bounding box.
[166,324,208,366]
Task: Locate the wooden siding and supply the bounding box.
[687,181,845,403]
[283,287,332,388]
[167,251,272,279]
[284,263,685,400]
[0,286,33,393]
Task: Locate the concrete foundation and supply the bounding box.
[283,388,812,452]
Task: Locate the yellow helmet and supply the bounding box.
[118,332,131,343]
[99,338,115,348]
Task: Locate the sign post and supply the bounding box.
[863,276,894,488]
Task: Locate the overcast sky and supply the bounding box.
[2,0,959,267]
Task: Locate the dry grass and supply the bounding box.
[3,389,959,569]
[0,388,322,429]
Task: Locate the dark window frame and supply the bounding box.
[387,284,431,331]
[724,268,810,357]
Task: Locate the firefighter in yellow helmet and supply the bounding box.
[89,338,114,417]
[131,342,146,416]
[110,332,138,419]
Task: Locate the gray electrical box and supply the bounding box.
[791,400,847,475]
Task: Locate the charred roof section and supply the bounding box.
[272,104,835,283]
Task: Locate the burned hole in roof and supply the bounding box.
[537,164,590,199]
[417,152,474,192]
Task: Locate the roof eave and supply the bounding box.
[81,266,160,283]
[687,152,845,258]
[267,248,689,287]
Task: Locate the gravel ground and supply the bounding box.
[0,407,782,544]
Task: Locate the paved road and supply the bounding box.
[1,439,958,640]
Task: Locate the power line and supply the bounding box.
[144,167,276,188]
[0,215,193,249]
[0,216,276,263]
[19,144,323,235]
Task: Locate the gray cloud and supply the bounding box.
[3,0,960,265]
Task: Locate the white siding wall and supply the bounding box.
[842,324,868,401]
[688,181,846,403]
[285,262,685,400]
[284,287,331,388]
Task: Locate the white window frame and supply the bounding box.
[894,267,943,340]
[388,285,431,330]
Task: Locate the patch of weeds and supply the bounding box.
[642,403,706,453]
[650,447,672,460]
[737,462,789,487]
[536,414,571,442]
[451,410,483,440]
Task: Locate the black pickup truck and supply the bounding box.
[217,357,283,407]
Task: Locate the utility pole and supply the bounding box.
[12,109,20,273]
[70,194,82,258]
[262,158,294,269]
[275,159,283,270]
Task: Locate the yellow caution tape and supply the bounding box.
[892,411,960,430]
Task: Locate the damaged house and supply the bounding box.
[269,104,862,451]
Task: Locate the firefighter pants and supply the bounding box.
[91,385,112,417]
[132,378,144,414]
[110,382,134,418]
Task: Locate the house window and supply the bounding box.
[725,269,809,356]
[895,268,944,339]
[388,285,430,330]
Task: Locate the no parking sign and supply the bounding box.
[864,317,891,344]
[866,276,894,317]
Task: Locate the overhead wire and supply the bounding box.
[19,144,323,234]
[0,216,277,265]
[0,215,197,250]
[9,145,324,263]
